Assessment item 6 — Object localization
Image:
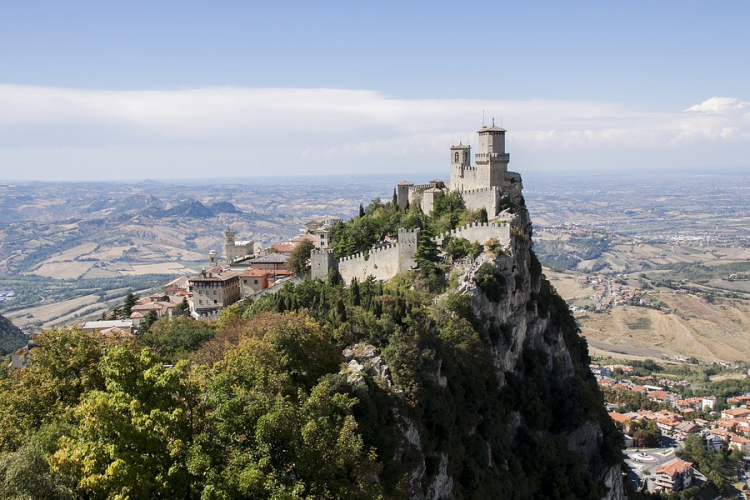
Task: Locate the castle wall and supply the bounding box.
[337,244,401,283]
[450,165,486,192]
[310,248,336,280]
[461,187,499,216]
[435,221,511,248]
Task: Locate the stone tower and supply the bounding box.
[475,121,510,189]
[208,249,217,267]
[224,229,235,263]
[449,143,472,192]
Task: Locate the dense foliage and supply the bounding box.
[0,314,26,357]
[0,231,620,499]
[329,194,487,260]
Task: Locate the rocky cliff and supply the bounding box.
[343,199,625,499]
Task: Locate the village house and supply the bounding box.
[651,458,693,493]
[189,269,241,319]
[721,407,750,420]
[238,268,271,297]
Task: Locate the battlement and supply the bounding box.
[460,186,499,195]
[410,183,442,192]
[435,220,511,248]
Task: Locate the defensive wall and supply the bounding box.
[435,221,511,247]
[311,221,512,285]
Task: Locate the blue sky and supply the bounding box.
[1,1,749,180]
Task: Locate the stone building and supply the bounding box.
[188,270,241,319]
[397,123,522,217]
[224,229,254,263]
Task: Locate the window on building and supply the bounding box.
[214,300,218,304]
[199,300,203,305]
[454,152,459,162]
[254,279,258,284]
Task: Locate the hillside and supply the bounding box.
[0,313,26,356]
[0,191,624,499]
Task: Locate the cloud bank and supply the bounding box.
[0,84,748,180]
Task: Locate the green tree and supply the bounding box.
[414,224,440,267]
[51,348,209,500]
[138,316,215,363]
[122,292,138,318]
[288,239,316,274]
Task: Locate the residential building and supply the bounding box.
[652,458,693,493]
[189,270,241,319]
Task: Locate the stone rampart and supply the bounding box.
[311,228,421,284]
[462,187,499,215]
[338,244,401,283]
[435,221,511,248]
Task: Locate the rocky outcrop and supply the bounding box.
[393,200,623,499]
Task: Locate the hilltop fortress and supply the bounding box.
[312,123,524,283]
[398,121,523,216]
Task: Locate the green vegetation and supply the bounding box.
[0,314,26,356]
[654,261,750,284]
[330,193,488,260]
[288,239,316,274]
[679,434,742,494]
[0,258,621,499]
[533,235,611,271]
[0,274,172,315]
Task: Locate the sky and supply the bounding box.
[0,0,749,181]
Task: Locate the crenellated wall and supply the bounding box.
[311,228,421,284]
[435,221,511,247]
[311,221,512,285]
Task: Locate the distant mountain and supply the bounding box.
[161,200,216,218]
[0,314,26,356]
[115,193,163,214]
[140,199,216,219]
[210,201,241,214]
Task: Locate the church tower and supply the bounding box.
[475,120,510,188]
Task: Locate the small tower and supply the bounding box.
[208,250,217,267]
[224,229,236,263]
[475,119,510,188]
[396,181,414,210]
[449,142,472,191]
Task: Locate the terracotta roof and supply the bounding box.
[239,268,270,277]
[655,458,692,476]
[608,412,631,424]
[724,407,750,417]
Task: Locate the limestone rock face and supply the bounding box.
[401,203,624,499]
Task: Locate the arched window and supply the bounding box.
[454,152,459,162]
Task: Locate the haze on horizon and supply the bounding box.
[1,1,749,182]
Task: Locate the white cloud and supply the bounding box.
[0,84,748,180]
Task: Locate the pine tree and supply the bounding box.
[359,204,365,218]
[414,224,440,266]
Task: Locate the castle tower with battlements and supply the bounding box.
[398,123,521,217]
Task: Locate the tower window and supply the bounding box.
[454,152,459,162]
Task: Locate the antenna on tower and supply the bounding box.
[482,110,485,126]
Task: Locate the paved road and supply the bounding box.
[623,447,681,491]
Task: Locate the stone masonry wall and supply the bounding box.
[435,221,511,248]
